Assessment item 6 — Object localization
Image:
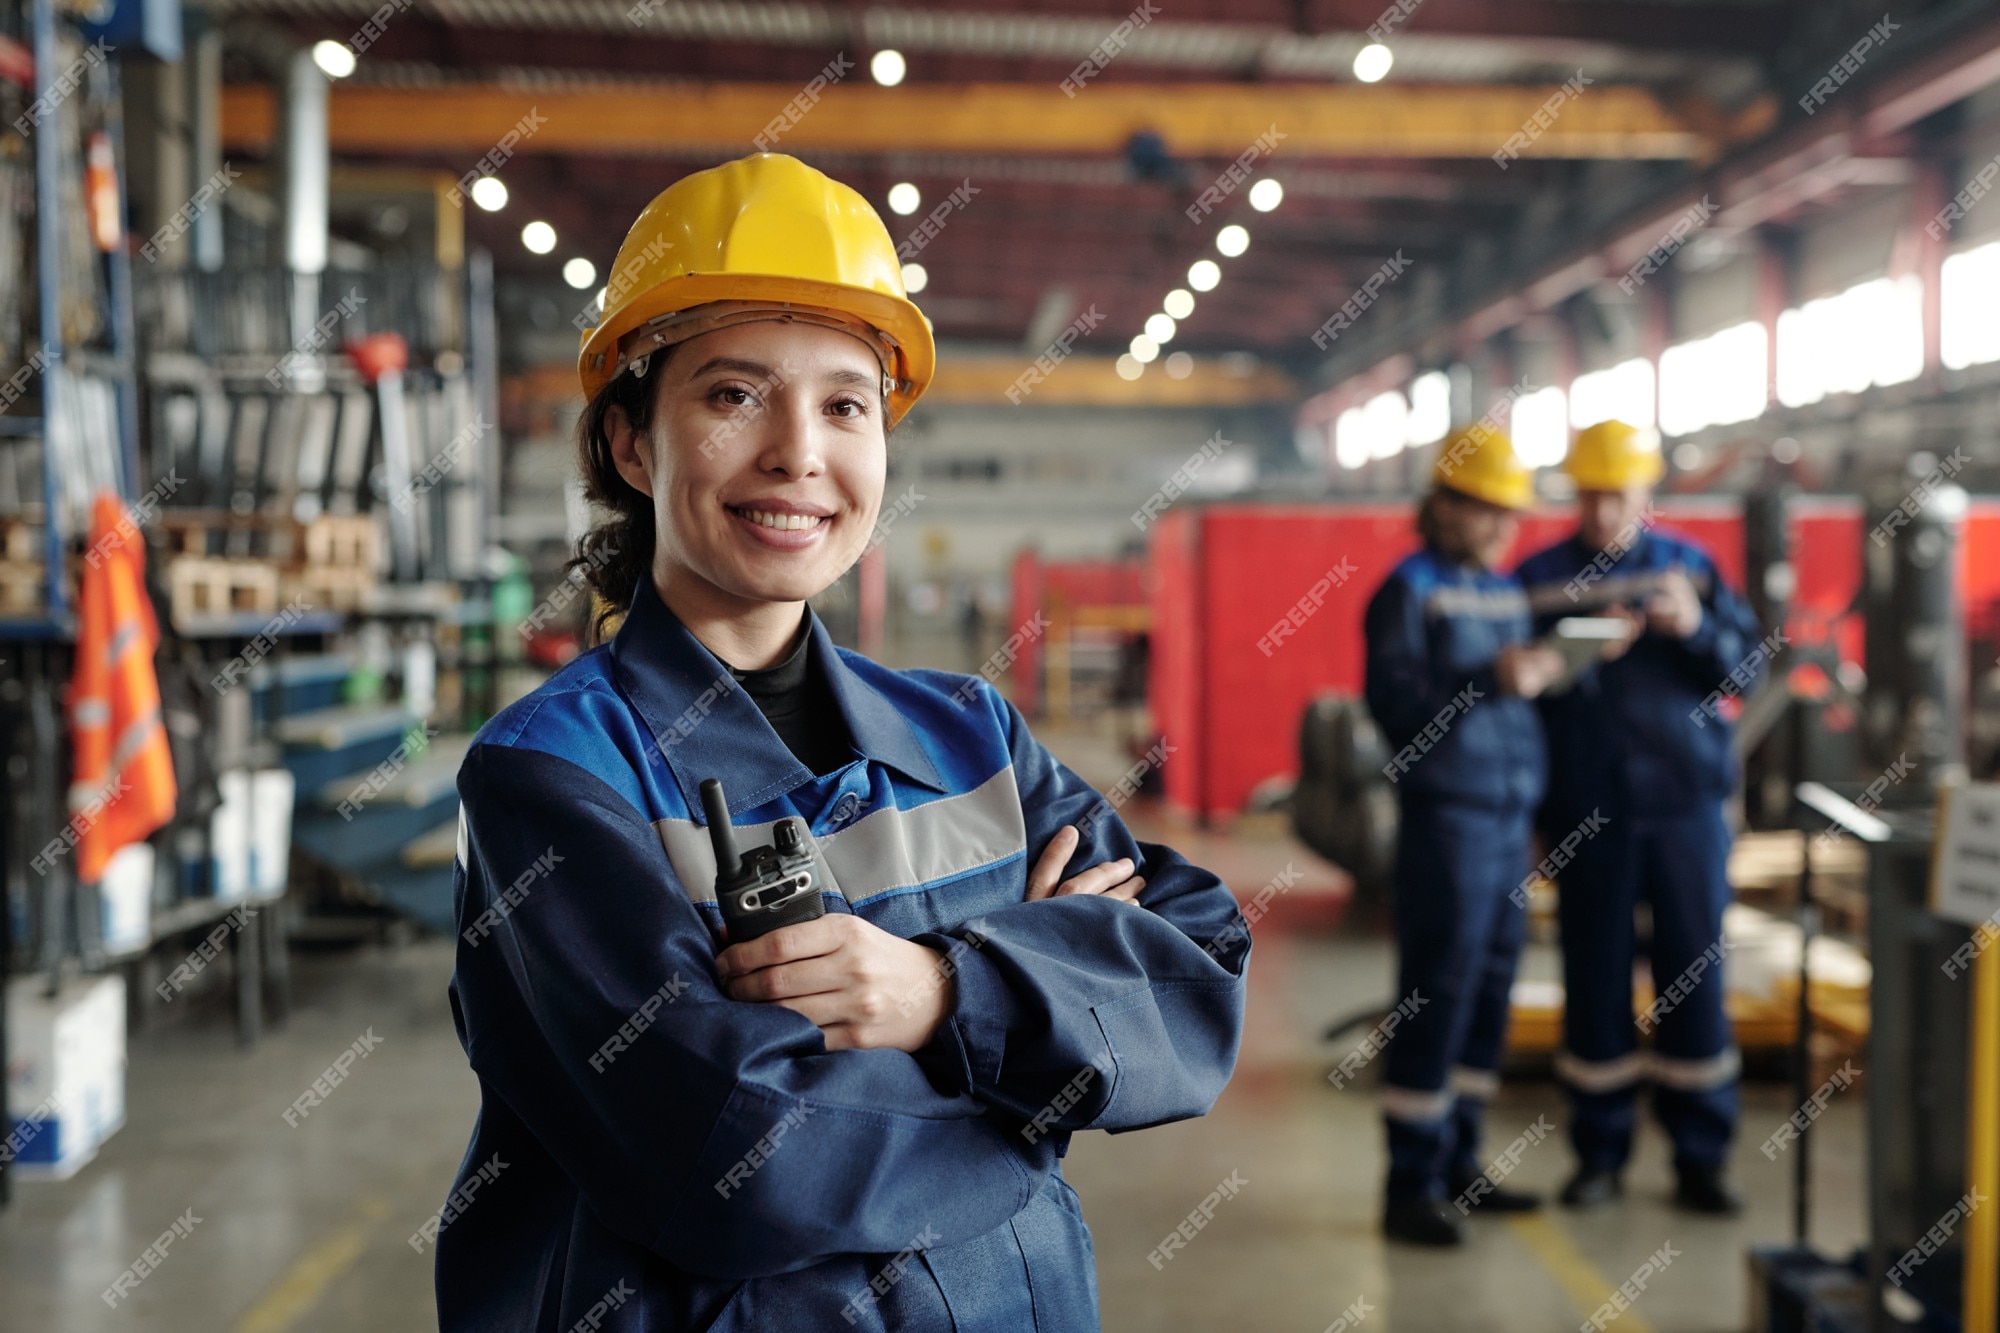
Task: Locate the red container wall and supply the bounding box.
[1147,497,1953,822]
[1150,509,1203,815]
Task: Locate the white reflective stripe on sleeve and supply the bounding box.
[654,765,1026,907]
[1380,1083,1454,1124]
[1450,1065,1502,1101]
[455,805,469,870]
[72,698,110,728]
[1648,1047,1741,1091]
[1554,1049,1648,1093]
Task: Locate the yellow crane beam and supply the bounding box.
[222,81,1750,161]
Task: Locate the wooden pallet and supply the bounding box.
[167,555,281,619]
[157,511,305,563]
[0,519,35,563]
[284,564,373,612]
[303,515,380,570]
[0,559,41,613]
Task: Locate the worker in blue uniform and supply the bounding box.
[1516,419,1765,1215]
[1363,428,1564,1246]
[436,153,1249,1331]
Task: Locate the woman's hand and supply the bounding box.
[1023,824,1146,904]
[717,915,957,1053]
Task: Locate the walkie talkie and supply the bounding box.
[702,778,824,942]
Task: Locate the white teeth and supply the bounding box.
[737,509,825,531]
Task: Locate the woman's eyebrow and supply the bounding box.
[688,357,875,390]
[689,355,777,380]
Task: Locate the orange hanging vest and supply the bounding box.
[68,492,177,883]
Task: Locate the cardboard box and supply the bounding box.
[99,843,154,955]
[250,768,296,898]
[4,973,127,1180]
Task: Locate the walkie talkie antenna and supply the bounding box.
[700,779,740,878]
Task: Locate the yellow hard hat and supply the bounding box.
[1567,419,1665,490]
[577,153,936,425]
[1431,426,1537,510]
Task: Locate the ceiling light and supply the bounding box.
[1115,353,1144,381]
[1248,178,1283,212]
[1130,334,1160,363]
[562,258,596,290]
[1165,351,1194,379]
[521,221,556,255]
[1216,225,1249,258]
[1145,313,1176,343]
[887,182,921,216]
[1354,43,1394,83]
[900,262,928,293]
[871,49,906,86]
[311,40,356,79]
[1187,259,1221,291]
[1163,288,1195,319]
[469,177,508,212]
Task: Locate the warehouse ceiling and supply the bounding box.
[203,0,1946,376]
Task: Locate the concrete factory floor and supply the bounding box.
[0,723,1866,1333]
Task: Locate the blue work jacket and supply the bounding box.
[1363,546,1548,812]
[436,574,1249,1331]
[1516,526,1766,824]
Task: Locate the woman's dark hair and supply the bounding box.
[567,352,668,644]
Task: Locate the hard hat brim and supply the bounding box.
[579,273,935,426]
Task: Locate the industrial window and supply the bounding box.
[1568,357,1656,431]
[1511,385,1569,467]
[1658,321,1768,437]
[1775,275,1923,407]
[1405,371,1451,447]
[1942,240,2000,370]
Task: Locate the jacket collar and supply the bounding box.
[609,574,947,816]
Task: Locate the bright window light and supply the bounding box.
[1406,370,1451,446]
[1248,179,1283,212]
[1145,313,1177,344]
[1187,259,1221,291]
[1511,385,1569,467]
[1659,321,1768,437]
[1164,288,1195,320]
[1216,225,1250,258]
[1776,275,1923,407]
[1362,390,1409,460]
[1569,357,1656,430]
[1944,241,2000,369]
[1334,408,1370,469]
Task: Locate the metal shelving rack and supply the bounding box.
[0,0,144,1209]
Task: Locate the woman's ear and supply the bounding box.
[605,403,654,497]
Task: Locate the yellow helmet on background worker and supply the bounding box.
[1431,427,1537,510]
[576,153,936,425]
[1567,419,1665,490]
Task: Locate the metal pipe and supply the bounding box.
[189,24,224,273]
[283,49,329,353]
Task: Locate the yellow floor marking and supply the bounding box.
[1506,1212,1658,1333]
[234,1196,392,1333]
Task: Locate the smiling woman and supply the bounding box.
[436,153,1250,1333]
